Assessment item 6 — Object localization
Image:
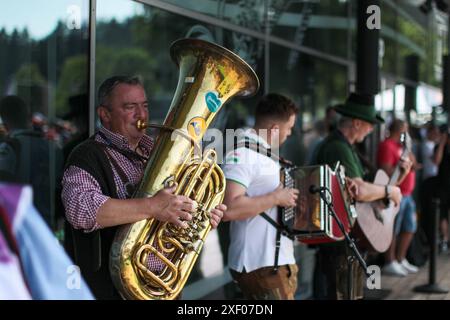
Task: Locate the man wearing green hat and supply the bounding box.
[312,92,402,300]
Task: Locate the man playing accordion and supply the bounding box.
[222,93,299,300]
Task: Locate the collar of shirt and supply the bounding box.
[97,126,153,156]
[334,129,353,147]
[240,128,271,149]
[335,129,364,161]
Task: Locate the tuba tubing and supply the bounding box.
[109,38,259,300]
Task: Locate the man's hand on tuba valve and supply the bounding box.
[150,185,196,229]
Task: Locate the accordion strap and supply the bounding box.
[237,136,295,272]
[234,137,292,167]
[260,212,294,273]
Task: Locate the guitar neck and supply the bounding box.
[389,148,408,186]
[389,167,401,186]
[387,131,412,186]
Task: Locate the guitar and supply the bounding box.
[354,133,411,253]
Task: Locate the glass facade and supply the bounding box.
[376,1,447,122]
[0,0,447,299]
[0,0,89,231]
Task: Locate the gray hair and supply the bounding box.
[337,115,354,129]
[97,75,143,108]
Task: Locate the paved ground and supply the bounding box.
[380,253,450,300]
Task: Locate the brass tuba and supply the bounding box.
[109,38,259,300]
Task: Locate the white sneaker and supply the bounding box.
[400,259,419,273]
[382,261,408,277]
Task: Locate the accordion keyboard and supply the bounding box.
[280,167,296,225]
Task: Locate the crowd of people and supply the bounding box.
[1,74,449,300]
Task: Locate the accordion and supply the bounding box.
[279,164,357,244]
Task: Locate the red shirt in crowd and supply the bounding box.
[377,137,415,196]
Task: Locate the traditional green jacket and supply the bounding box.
[313,130,364,178]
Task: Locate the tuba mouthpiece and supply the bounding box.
[136,119,147,130]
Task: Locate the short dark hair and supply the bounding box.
[439,124,449,134]
[326,105,338,116]
[389,118,406,134]
[255,93,298,124]
[97,75,143,108]
[425,121,438,133]
[0,95,30,129]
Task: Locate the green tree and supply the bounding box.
[0,28,8,94]
[14,63,47,114]
[55,55,88,116]
[95,46,159,96]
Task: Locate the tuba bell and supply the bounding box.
[109,38,259,300]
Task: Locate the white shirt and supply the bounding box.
[222,129,295,272]
[421,140,437,179]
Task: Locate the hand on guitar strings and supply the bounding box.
[385,185,402,207]
[345,177,359,200]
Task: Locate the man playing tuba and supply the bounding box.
[61,76,226,300]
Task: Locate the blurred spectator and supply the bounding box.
[0,183,93,299]
[57,93,88,260]
[62,93,89,161]
[420,122,441,180]
[305,119,326,165]
[378,119,418,277]
[324,105,338,133]
[0,95,63,228]
[0,117,7,137]
[31,112,47,134]
[304,105,339,166]
[436,125,450,252]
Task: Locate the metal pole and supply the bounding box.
[430,198,439,284]
[347,256,355,300]
[88,0,96,136]
[356,0,380,96]
[414,198,449,293]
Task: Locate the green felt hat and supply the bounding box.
[334,93,384,124]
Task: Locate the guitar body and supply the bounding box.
[354,169,400,253]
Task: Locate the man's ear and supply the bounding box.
[269,123,280,140]
[352,118,361,129]
[97,105,111,125]
[269,123,280,131]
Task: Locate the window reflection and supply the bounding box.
[0,0,89,232]
[269,43,347,167]
[161,0,351,58]
[160,0,266,28]
[96,0,263,128]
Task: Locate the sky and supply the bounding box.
[0,0,144,40]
